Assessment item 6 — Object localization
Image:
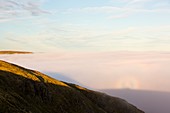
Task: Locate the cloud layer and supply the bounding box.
[1,51,170,92]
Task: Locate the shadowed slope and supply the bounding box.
[0,60,144,113]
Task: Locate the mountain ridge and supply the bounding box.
[0,60,144,113]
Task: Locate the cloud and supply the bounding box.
[66,0,170,19]
[1,16,170,52]
[1,51,170,92]
[108,12,130,19]
[0,0,49,22]
[66,6,124,14]
[22,1,49,16]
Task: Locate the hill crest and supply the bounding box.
[0,60,144,113]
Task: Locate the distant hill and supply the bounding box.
[101,89,170,113]
[0,51,33,54]
[0,60,144,113]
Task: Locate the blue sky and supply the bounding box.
[0,0,170,52]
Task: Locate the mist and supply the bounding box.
[0,51,170,92]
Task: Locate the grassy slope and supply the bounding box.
[0,60,144,113]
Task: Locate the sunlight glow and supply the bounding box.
[115,76,140,89]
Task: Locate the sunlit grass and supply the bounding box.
[0,60,68,87]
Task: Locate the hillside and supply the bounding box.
[0,60,144,113]
[0,51,33,54]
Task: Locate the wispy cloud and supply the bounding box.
[66,0,170,19]
[1,17,170,52]
[22,24,170,51]
[0,0,49,22]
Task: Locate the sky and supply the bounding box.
[1,1,170,111]
[0,0,170,93]
[0,0,170,52]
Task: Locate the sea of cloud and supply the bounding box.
[0,51,170,92]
